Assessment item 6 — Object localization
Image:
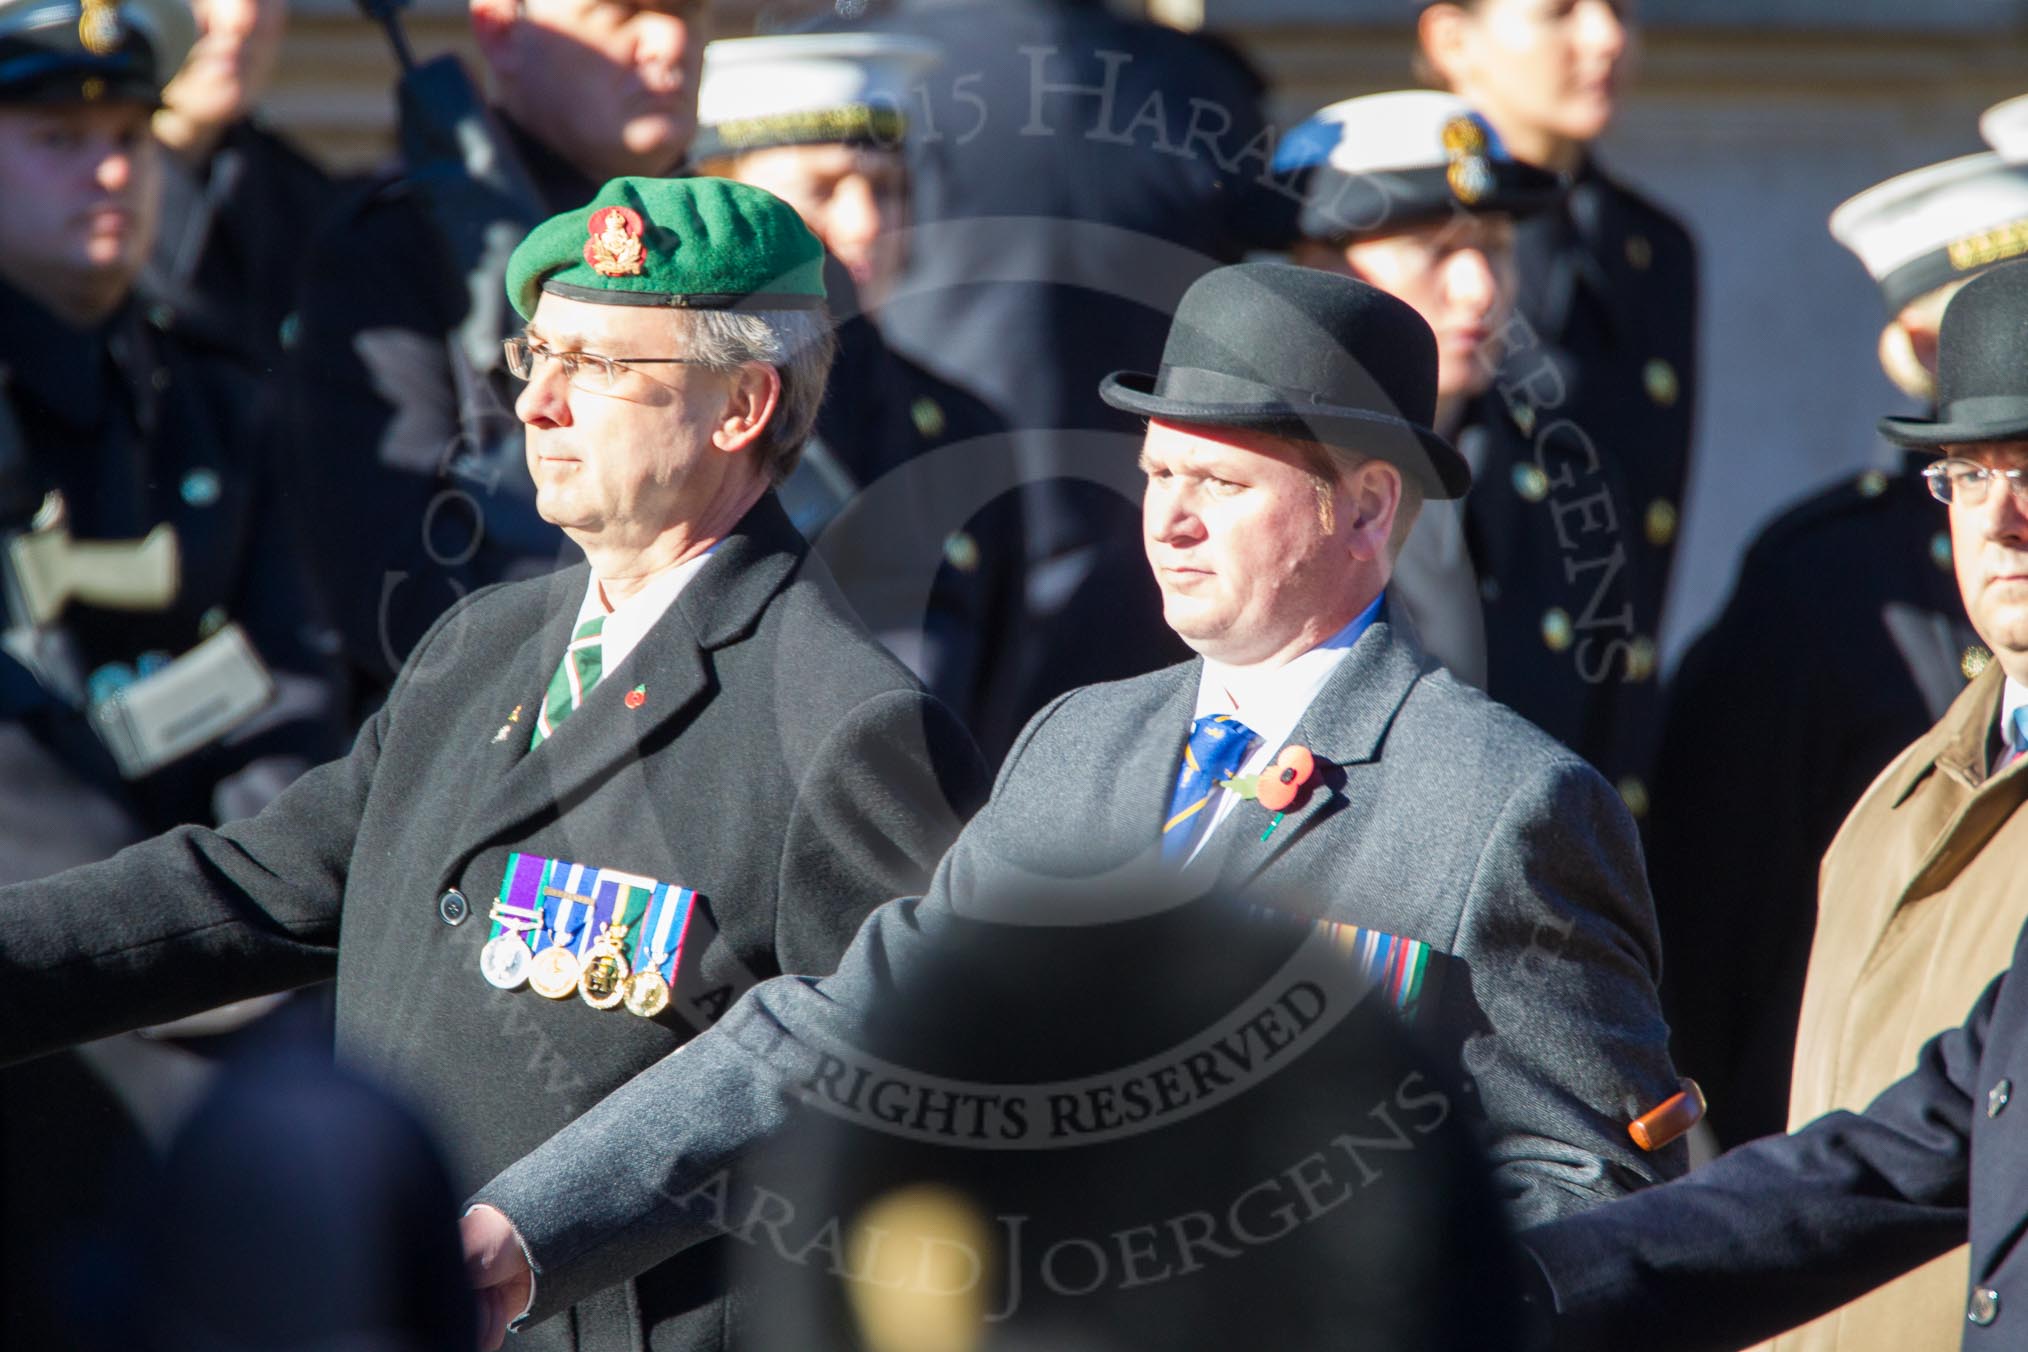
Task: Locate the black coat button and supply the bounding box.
[1970,1287,2000,1326]
[438,888,470,926]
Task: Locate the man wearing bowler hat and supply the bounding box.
[1519,269,2028,1339]
[463,260,1688,1341]
[1679,257,2028,1352]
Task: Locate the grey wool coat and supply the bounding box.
[475,613,1689,1332]
[0,493,988,1352]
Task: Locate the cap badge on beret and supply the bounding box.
[585,206,647,278]
[78,0,123,56]
[1443,113,1496,206]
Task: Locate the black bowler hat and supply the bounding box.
[1099,261,1472,499]
[1881,258,2028,447]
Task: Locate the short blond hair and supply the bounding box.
[1287,439,1426,559]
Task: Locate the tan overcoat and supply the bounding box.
[1759,662,2028,1352]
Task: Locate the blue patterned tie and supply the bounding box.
[1162,714,1259,863]
[2002,705,2028,774]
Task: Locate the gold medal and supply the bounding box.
[578,923,632,1010]
[528,945,581,999]
[621,970,671,1019]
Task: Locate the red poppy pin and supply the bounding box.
[1221,744,1321,839]
[585,206,647,277]
[624,684,647,709]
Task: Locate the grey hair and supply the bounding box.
[667,306,837,485]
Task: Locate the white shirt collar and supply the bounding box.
[1191,595,1385,742]
[1181,594,1384,862]
[575,549,717,675]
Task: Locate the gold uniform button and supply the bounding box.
[1857,469,1888,499]
[1512,463,1551,502]
[1644,499,1678,548]
[1625,234,1653,270]
[1625,636,1659,684]
[941,531,980,574]
[1964,645,1993,680]
[1643,358,1679,408]
[1617,775,1650,819]
[1541,607,1574,652]
[1931,531,1953,572]
[910,396,947,441]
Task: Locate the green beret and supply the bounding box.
[506,176,828,321]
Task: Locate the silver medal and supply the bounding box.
[480,933,533,990]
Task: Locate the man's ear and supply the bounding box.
[1417,4,1471,92]
[1345,459,1404,564]
[711,362,782,456]
[470,0,518,75]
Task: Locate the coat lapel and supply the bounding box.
[445,495,805,867]
[1890,665,2024,907]
[1210,619,1427,896]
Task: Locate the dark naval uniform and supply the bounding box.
[0,495,988,1352]
[0,278,344,870]
[145,118,339,374]
[1471,158,1698,812]
[284,122,595,713]
[807,263,1025,748]
[1644,453,1982,1145]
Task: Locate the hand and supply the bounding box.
[463,1204,534,1350]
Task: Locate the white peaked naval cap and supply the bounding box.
[1982,93,2028,160]
[1830,151,2028,314]
[697,33,943,156]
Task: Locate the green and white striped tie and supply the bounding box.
[530,614,605,749]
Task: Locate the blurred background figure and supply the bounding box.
[284,0,706,718]
[141,1032,475,1352]
[1648,150,2028,1150]
[1278,88,1563,690]
[0,0,344,1338]
[695,30,1024,731]
[696,30,931,313]
[148,0,336,373]
[824,0,1298,761]
[1416,0,1696,819]
[737,890,1525,1352]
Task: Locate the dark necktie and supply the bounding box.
[530,614,605,749]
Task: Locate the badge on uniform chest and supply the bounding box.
[480,853,705,1019]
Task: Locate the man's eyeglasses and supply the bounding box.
[503,336,706,392]
[1921,459,2028,508]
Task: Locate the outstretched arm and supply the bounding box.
[1523,967,1990,1351]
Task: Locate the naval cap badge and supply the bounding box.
[78,0,123,55]
[1442,113,1496,207]
[585,205,647,278]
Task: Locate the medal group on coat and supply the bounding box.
[3,0,2028,1350]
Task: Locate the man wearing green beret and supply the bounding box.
[0,175,987,1352]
